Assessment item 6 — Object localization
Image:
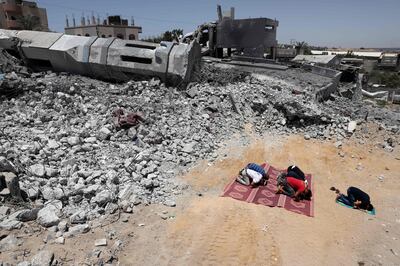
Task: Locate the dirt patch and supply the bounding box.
[1,132,399,265]
[119,132,400,265]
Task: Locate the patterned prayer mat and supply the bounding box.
[221,163,314,217]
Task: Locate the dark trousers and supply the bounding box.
[337,189,356,206]
[277,174,295,197]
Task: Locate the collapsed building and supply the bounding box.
[188,5,279,60]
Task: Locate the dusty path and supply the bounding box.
[119,131,400,266]
[1,129,399,265]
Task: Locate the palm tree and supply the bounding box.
[295,41,312,55]
[16,14,41,31]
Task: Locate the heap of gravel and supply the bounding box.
[0,58,398,233]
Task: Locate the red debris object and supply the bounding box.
[112,108,144,129]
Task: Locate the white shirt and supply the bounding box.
[246,169,262,184]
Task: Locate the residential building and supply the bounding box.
[0,0,49,31]
[65,15,142,40]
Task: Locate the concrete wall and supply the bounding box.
[216,18,278,49]
[307,65,342,102]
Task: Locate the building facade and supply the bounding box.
[0,0,48,31]
[65,15,142,40]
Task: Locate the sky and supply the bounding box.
[36,0,400,48]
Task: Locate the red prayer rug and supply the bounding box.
[221,163,314,217]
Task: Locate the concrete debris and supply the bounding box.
[29,164,46,178]
[334,141,343,148]
[37,204,60,227]
[64,224,90,238]
[0,52,399,240]
[54,236,65,244]
[95,238,107,247]
[0,234,23,252]
[16,261,31,266]
[347,121,357,133]
[13,208,39,222]
[164,199,176,207]
[31,250,54,266]
[0,218,22,230]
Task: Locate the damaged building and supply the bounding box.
[189,5,279,60]
[0,29,200,85]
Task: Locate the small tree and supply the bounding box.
[295,41,312,55]
[17,14,41,31]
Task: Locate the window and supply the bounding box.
[77,34,81,36]
[101,34,106,38]
[85,34,90,37]
[108,35,112,37]
[120,55,152,64]
[128,34,135,40]
[116,33,124,39]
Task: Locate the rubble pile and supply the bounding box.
[0,58,399,237]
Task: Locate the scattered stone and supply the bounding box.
[37,205,60,227]
[16,261,31,266]
[54,236,65,244]
[181,142,196,154]
[99,127,112,140]
[0,56,399,233]
[334,141,343,148]
[0,206,10,216]
[94,238,107,247]
[0,218,23,230]
[121,213,130,223]
[159,213,169,220]
[31,250,54,266]
[67,136,81,146]
[347,121,357,133]
[64,224,90,238]
[91,190,112,205]
[0,172,22,199]
[378,175,384,182]
[47,139,60,149]
[69,210,87,224]
[0,234,22,252]
[57,220,68,232]
[164,199,176,207]
[84,137,97,143]
[14,208,39,222]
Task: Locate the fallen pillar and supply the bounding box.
[0,29,201,86]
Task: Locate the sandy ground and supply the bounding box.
[1,125,400,266]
